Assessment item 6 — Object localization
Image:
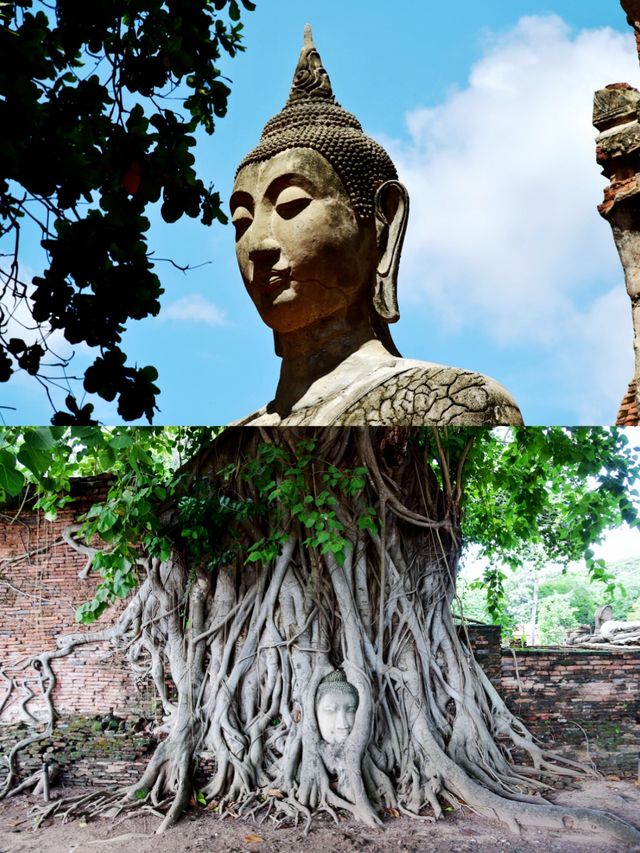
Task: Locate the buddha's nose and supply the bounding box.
[249,244,280,266]
[247,208,279,260]
[336,709,349,729]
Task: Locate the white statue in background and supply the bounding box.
[565,604,640,647]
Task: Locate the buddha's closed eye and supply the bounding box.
[232,207,252,238]
[275,187,312,220]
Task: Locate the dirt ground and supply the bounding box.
[1,776,639,853]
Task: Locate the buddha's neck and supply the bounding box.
[273,314,382,417]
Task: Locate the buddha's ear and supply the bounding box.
[373,180,409,323]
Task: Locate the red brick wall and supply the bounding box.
[459,623,502,686]
[0,479,152,723]
[460,629,639,773]
[501,647,639,723]
[501,646,640,773]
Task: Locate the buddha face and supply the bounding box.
[316,687,358,744]
[231,148,376,335]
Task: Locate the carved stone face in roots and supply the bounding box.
[315,670,359,744]
[231,148,377,336]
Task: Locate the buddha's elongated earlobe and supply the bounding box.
[373,180,409,323]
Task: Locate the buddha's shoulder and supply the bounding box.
[336,359,523,426]
[228,406,272,426]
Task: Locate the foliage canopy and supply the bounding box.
[1,425,638,624]
[0,0,255,424]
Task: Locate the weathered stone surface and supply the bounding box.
[593,85,640,218]
[596,121,640,166]
[315,670,358,744]
[230,27,522,427]
[594,6,640,422]
[339,366,517,427]
[593,85,640,132]
[233,346,522,426]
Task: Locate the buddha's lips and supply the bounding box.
[254,270,291,294]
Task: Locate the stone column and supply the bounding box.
[594,1,640,424]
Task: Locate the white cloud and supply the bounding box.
[386,15,639,420]
[564,285,632,423]
[160,294,227,326]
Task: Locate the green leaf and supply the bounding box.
[0,449,25,496]
[25,427,56,451]
[97,508,118,532]
[246,550,263,563]
[17,443,50,478]
[109,434,133,449]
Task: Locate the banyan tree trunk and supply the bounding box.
[2,427,639,845]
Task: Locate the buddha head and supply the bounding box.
[231,25,409,356]
[315,669,359,744]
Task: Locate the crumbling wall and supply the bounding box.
[0,479,152,724]
[0,719,157,789]
[501,646,640,773]
[594,2,640,423]
[459,623,502,686]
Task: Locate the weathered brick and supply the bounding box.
[0,480,150,723]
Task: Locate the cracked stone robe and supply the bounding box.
[232,340,523,427]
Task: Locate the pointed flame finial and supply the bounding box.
[288,24,335,103]
[237,23,398,225]
[304,22,313,46]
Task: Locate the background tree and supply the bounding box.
[0,425,639,844]
[456,547,640,644]
[607,557,640,618]
[536,593,578,645]
[0,0,255,424]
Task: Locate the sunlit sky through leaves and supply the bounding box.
[462,524,640,581]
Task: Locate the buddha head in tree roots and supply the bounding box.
[315,670,359,745]
[231,24,407,358]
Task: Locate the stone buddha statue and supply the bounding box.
[230,26,523,426]
[315,670,359,744]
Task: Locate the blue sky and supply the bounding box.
[2,0,639,426]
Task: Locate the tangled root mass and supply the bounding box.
[2,428,639,844]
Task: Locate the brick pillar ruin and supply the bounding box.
[594,1,640,425]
